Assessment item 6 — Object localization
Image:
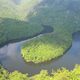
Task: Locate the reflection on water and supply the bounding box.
[0,32,80,76]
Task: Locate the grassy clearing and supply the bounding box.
[0,65,80,80]
[21,0,80,63]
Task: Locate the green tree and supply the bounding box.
[9,71,29,80]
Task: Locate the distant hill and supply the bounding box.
[0,0,42,20]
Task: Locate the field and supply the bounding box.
[0,18,43,46]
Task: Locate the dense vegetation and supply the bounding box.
[0,0,80,63]
[0,18,43,45]
[0,0,80,79]
[0,0,44,46]
[21,0,80,63]
[0,65,80,80]
[0,0,42,20]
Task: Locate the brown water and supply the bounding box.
[0,31,80,76]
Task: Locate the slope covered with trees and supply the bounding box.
[21,0,80,63]
[0,0,43,46]
[0,0,42,20]
[0,65,80,80]
[0,0,80,79]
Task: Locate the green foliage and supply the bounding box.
[0,65,80,80]
[32,70,51,80]
[21,0,80,63]
[52,68,70,80]
[0,66,9,80]
[69,65,80,80]
[31,65,80,80]
[0,18,43,45]
[0,0,80,80]
[0,0,42,20]
[0,0,44,46]
[9,71,29,80]
[0,0,80,64]
[21,34,69,63]
[32,65,80,80]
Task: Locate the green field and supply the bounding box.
[0,18,43,45]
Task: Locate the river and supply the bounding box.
[0,26,80,76]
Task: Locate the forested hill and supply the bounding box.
[0,0,80,80]
[0,0,42,20]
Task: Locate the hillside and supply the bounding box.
[21,0,80,63]
[0,0,80,80]
[0,0,43,45]
[0,0,42,20]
